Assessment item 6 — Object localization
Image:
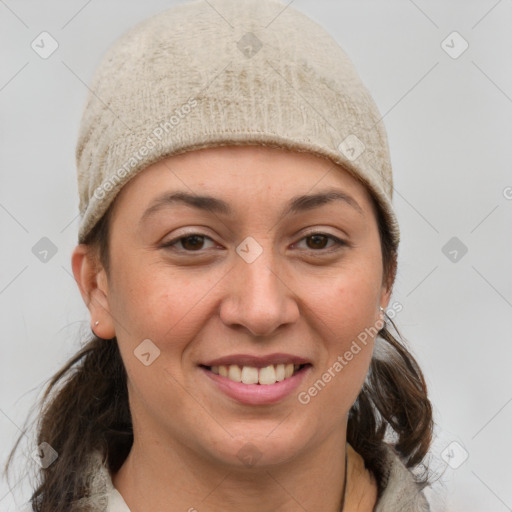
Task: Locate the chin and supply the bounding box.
[200,419,317,470]
[211,439,301,470]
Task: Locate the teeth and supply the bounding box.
[228,364,242,382]
[275,364,285,381]
[259,365,276,385]
[241,366,259,384]
[209,363,304,385]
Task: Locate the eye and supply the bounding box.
[161,231,347,253]
[162,233,216,252]
[294,232,346,251]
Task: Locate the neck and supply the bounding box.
[112,427,347,512]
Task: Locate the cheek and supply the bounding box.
[108,262,209,424]
[307,259,382,338]
[299,260,382,406]
[108,256,221,360]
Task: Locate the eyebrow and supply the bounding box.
[139,187,364,226]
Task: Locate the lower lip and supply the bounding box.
[201,366,311,405]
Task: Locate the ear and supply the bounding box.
[378,252,397,322]
[378,286,392,321]
[71,244,116,339]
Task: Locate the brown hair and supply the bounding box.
[5,193,433,511]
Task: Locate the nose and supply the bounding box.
[219,246,300,337]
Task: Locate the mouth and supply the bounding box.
[200,363,310,385]
[198,354,312,405]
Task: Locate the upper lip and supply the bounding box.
[200,353,311,368]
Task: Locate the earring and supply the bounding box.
[91,320,110,341]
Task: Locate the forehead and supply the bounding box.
[111,145,374,220]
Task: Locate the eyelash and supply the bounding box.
[161,231,347,254]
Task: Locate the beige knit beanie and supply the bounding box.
[76,0,400,248]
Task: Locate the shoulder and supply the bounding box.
[373,443,430,512]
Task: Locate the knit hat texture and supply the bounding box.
[76,0,400,248]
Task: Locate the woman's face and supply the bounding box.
[84,145,391,468]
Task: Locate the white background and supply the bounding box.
[1,1,511,511]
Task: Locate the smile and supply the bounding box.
[207,363,306,385]
[199,355,312,405]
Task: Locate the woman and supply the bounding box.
[7,0,433,510]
